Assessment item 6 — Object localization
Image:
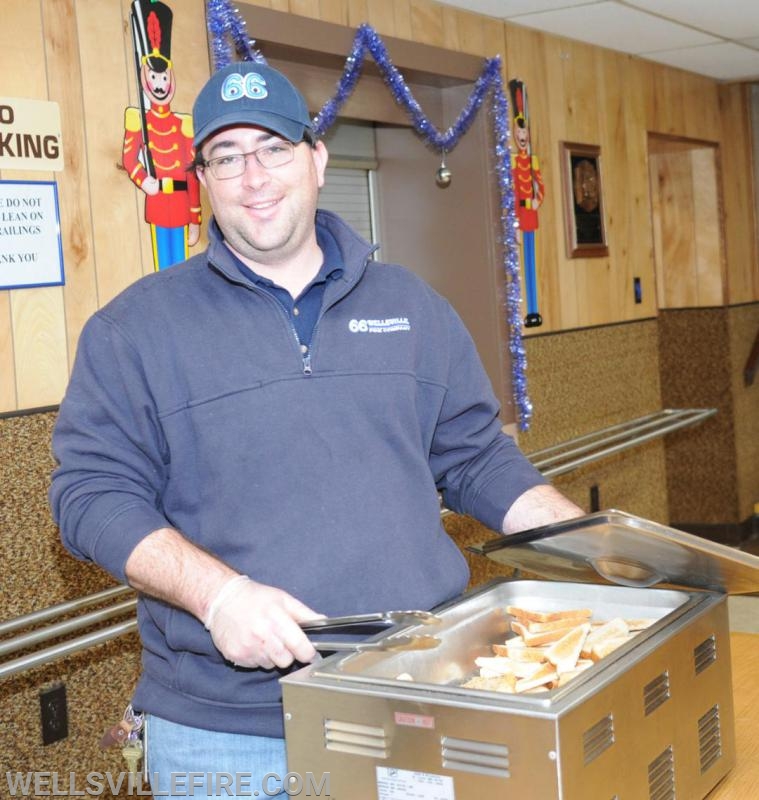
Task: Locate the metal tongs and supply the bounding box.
[300,610,442,652]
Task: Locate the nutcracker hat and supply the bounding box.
[193,62,313,149]
[131,0,173,71]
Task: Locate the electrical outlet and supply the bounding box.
[40,683,68,745]
[590,484,600,513]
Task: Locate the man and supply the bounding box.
[50,62,582,797]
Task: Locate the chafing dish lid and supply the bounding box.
[469,510,759,594]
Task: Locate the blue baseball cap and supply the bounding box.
[192,62,313,149]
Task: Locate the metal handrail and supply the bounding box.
[0,586,138,681]
[1,408,716,679]
[526,408,716,478]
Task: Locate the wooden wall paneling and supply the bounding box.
[365,0,396,36]
[290,0,320,19]
[649,152,666,311]
[12,287,70,408]
[161,0,212,255]
[77,0,145,304]
[391,0,413,40]
[270,0,290,12]
[441,6,461,52]
[599,50,632,324]
[0,0,37,411]
[409,0,444,48]
[481,17,505,60]
[346,0,369,29]
[719,84,759,304]
[658,150,698,307]
[43,0,99,367]
[502,25,562,334]
[0,302,15,411]
[623,60,658,320]
[650,63,688,136]
[691,148,725,306]
[319,0,349,26]
[557,39,603,330]
[442,7,488,56]
[1,1,69,409]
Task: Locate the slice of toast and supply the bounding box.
[507,605,592,624]
[581,618,629,659]
[515,662,559,693]
[511,620,582,647]
[545,623,591,673]
[492,640,548,662]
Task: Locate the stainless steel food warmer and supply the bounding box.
[281,511,759,799]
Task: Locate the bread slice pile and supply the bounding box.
[461,605,654,694]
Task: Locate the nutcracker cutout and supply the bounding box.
[123,0,201,270]
[509,79,544,327]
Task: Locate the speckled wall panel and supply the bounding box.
[658,309,740,525]
[729,303,759,519]
[517,320,669,522]
[519,320,663,453]
[1,412,142,796]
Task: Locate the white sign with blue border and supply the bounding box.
[0,180,64,290]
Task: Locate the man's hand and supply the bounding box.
[205,576,320,670]
[125,527,322,670]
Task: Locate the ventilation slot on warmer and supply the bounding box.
[324,719,389,759]
[583,714,615,765]
[644,671,671,716]
[694,635,717,675]
[648,745,675,800]
[698,704,723,774]
[441,736,511,779]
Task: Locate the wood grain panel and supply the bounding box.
[391,0,412,40]
[622,58,658,320]
[450,8,486,56]
[691,148,725,306]
[599,50,657,322]
[503,24,564,334]
[409,0,444,48]
[481,16,505,60]
[441,6,460,52]
[77,0,146,303]
[319,0,347,25]
[1,0,69,408]
[43,0,98,368]
[12,287,69,408]
[0,0,43,410]
[162,0,211,257]
[290,0,320,18]
[719,84,758,304]
[346,0,369,28]
[365,0,396,36]
[654,150,697,307]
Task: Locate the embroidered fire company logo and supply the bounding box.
[349,317,411,333]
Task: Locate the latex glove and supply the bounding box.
[204,575,320,670]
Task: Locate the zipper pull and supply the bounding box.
[302,352,312,375]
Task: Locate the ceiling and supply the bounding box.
[434,0,759,82]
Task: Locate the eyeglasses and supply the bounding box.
[200,140,296,180]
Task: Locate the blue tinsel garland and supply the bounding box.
[205,2,532,430]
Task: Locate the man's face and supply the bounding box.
[197,125,328,269]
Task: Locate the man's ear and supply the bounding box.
[312,140,329,189]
